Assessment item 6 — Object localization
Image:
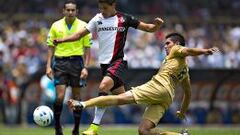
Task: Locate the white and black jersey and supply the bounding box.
[86,12,140,64]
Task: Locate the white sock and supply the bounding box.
[92,106,106,125]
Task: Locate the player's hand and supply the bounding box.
[176,111,186,120]
[154,17,164,26]
[53,39,63,45]
[46,67,53,80]
[205,47,219,55]
[80,68,88,79]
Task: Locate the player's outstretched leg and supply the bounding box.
[68,91,135,135]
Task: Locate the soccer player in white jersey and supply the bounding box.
[54,0,164,134]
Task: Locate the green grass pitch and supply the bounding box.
[0,124,240,135]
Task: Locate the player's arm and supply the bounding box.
[81,33,92,79]
[54,28,90,44]
[83,47,91,68]
[80,47,90,80]
[46,46,55,80]
[181,47,219,57]
[177,76,191,119]
[82,33,92,69]
[137,18,164,32]
[46,24,56,80]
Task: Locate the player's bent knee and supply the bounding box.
[99,83,106,91]
[99,82,113,92]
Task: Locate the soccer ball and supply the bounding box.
[33,105,54,127]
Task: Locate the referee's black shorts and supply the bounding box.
[100,59,128,91]
[52,56,84,87]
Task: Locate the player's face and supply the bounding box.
[63,3,77,20]
[98,3,116,18]
[164,38,175,55]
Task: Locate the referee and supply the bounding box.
[46,0,91,135]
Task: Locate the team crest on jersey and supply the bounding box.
[97,21,103,25]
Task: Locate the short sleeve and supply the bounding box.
[46,24,56,46]
[125,14,140,29]
[86,15,98,33]
[170,45,187,57]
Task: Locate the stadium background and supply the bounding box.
[0,0,240,132]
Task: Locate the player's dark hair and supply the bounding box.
[98,0,116,5]
[166,33,185,46]
[64,0,78,9]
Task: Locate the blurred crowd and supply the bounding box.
[0,20,240,70]
[1,0,240,18]
[0,0,240,125]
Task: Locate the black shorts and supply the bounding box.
[52,56,84,87]
[100,59,128,91]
